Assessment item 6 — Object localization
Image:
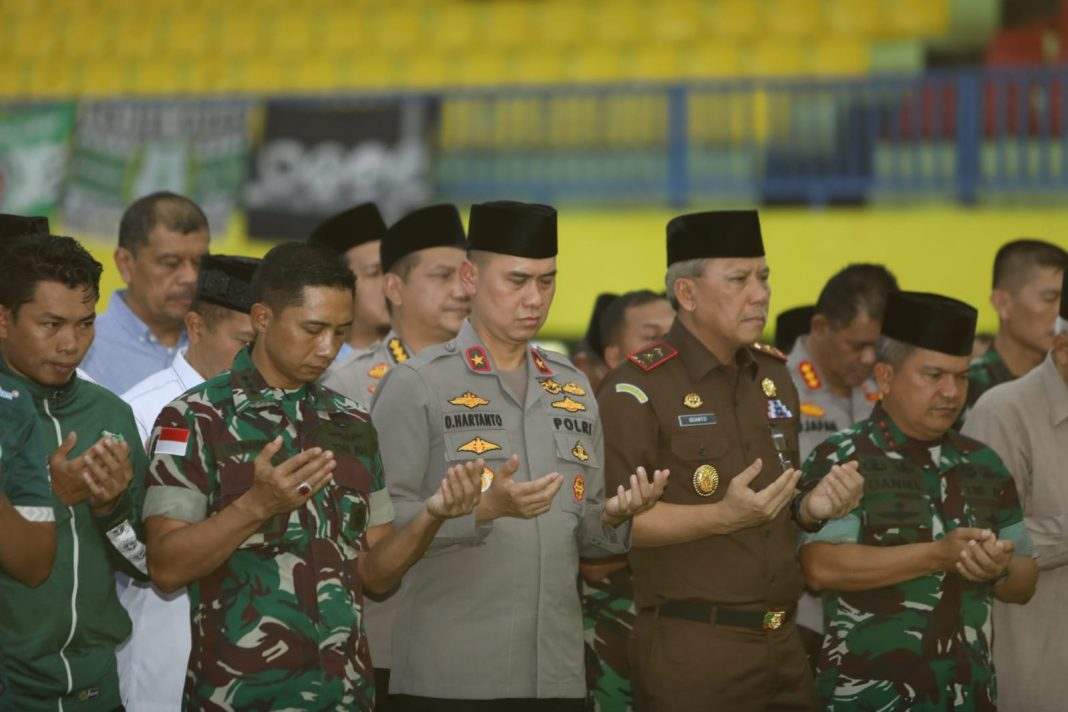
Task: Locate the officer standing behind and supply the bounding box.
[774,305,814,355]
[372,200,668,711]
[309,202,391,367]
[598,210,864,711]
[799,291,1038,711]
[326,204,468,403]
[324,203,469,706]
[962,272,1068,712]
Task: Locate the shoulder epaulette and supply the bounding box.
[749,342,787,362]
[627,341,678,372]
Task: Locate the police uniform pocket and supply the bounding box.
[553,432,594,514]
[553,431,597,468]
[443,429,512,462]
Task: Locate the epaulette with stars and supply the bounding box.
[627,341,678,372]
[749,342,787,362]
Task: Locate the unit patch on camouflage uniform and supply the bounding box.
[551,396,586,413]
[449,391,490,409]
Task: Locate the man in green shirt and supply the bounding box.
[143,242,483,711]
[800,290,1039,711]
[0,232,149,712]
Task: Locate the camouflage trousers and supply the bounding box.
[581,568,636,712]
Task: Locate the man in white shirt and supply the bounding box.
[118,254,258,712]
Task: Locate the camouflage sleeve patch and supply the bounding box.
[145,399,213,519]
[367,487,395,529]
[142,485,209,523]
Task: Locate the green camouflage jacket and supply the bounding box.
[800,403,1031,711]
[964,347,1014,415]
[143,348,393,711]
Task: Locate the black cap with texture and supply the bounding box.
[0,214,49,241]
[667,210,764,266]
[881,291,977,357]
[775,305,815,353]
[467,201,557,259]
[196,255,261,314]
[585,292,620,360]
[381,204,466,274]
[307,203,386,255]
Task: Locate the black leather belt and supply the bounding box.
[651,600,793,632]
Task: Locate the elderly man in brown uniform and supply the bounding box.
[598,210,864,712]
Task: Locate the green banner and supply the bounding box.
[0,103,76,216]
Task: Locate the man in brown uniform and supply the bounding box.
[598,210,863,712]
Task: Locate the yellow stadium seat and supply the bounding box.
[547,95,600,147]
[453,52,509,87]
[339,53,399,89]
[750,40,807,76]
[604,94,667,145]
[537,1,589,48]
[160,14,210,58]
[763,0,823,39]
[400,54,449,88]
[427,4,475,53]
[60,12,111,59]
[79,60,124,97]
[113,15,159,61]
[632,46,682,81]
[10,15,61,60]
[650,0,702,44]
[269,11,317,56]
[811,37,871,75]
[708,0,762,41]
[567,49,627,83]
[0,64,22,97]
[292,58,342,92]
[482,1,531,50]
[826,0,882,36]
[511,51,567,85]
[323,6,363,55]
[593,1,645,46]
[373,7,420,54]
[680,43,743,79]
[240,58,294,93]
[129,61,180,95]
[882,0,949,37]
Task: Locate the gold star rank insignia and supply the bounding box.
[540,378,562,395]
[761,378,777,398]
[551,396,586,413]
[571,442,590,462]
[693,464,719,496]
[562,382,587,397]
[683,393,703,409]
[457,437,501,455]
[367,363,389,379]
[531,348,552,375]
[449,392,490,409]
[387,338,410,364]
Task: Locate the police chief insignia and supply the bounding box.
[761,377,777,398]
[540,378,563,395]
[531,348,552,375]
[562,382,587,397]
[457,436,501,455]
[388,337,411,364]
[551,396,586,413]
[449,391,490,409]
[572,474,586,502]
[367,362,389,379]
[571,442,590,462]
[693,464,719,496]
[683,393,703,409]
[465,346,491,373]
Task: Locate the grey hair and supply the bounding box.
[664,258,708,310]
[875,335,915,367]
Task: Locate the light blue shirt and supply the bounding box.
[82,290,187,395]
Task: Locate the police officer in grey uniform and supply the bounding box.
[323,203,469,706]
[325,204,469,404]
[785,263,898,659]
[371,200,668,711]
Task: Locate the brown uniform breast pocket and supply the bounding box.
[669,430,731,502]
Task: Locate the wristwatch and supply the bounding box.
[790,479,825,533]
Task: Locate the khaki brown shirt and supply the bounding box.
[598,318,803,609]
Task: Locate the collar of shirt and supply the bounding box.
[228,347,320,414]
[106,290,189,353]
[1039,352,1068,427]
[0,353,83,408]
[668,318,757,383]
[869,402,947,466]
[171,349,204,393]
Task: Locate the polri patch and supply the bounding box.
[678,413,716,427]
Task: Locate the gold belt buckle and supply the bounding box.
[762,610,786,631]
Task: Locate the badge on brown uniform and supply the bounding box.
[761,378,777,398]
[683,393,703,409]
[693,464,719,496]
[540,378,562,395]
[457,436,501,455]
[562,382,587,397]
[551,396,586,413]
[449,392,489,409]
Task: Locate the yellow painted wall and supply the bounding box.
[74,206,1068,341]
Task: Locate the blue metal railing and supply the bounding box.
[434,67,1068,206]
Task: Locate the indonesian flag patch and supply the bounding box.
[154,427,190,457]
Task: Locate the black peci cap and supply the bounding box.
[584,292,620,360]
[307,203,386,255]
[666,210,764,266]
[381,204,466,274]
[195,255,261,314]
[882,291,977,357]
[775,305,815,353]
[467,200,557,259]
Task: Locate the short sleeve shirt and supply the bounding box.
[0,375,55,522]
[800,404,1031,711]
[142,347,392,711]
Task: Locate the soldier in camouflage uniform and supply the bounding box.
[800,291,1039,711]
[143,243,483,711]
[961,239,1065,420]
